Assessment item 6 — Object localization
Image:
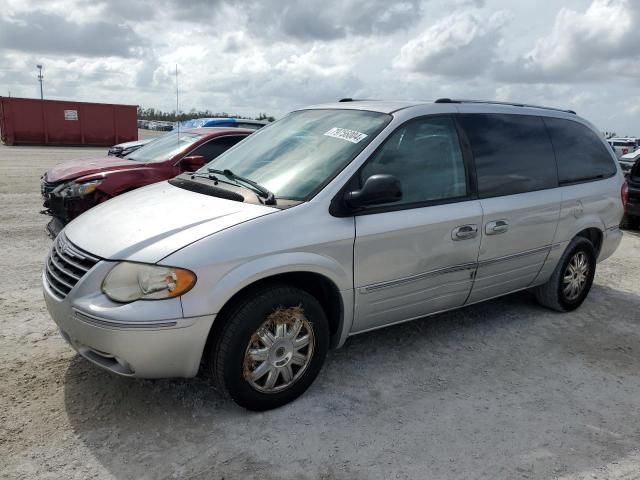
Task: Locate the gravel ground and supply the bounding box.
[1,140,640,480]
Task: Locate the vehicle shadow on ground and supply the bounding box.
[63,285,640,480]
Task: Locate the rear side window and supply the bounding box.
[544,118,617,184]
[458,114,557,198]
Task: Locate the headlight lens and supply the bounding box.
[58,180,103,198]
[102,262,197,303]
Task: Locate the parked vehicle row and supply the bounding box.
[608,137,639,158]
[42,99,625,411]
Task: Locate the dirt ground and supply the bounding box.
[1,138,640,480]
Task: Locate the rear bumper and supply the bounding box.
[43,270,215,378]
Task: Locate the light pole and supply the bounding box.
[36,64,43,100]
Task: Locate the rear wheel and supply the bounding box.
[534,236,596,312]
[210,284,329,411]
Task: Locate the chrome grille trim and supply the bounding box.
[44,233,100,300]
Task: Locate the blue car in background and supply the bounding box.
[174,118,267,130]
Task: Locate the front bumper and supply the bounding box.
[43,261,215,379]
[41,194,94,224]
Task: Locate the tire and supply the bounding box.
[534,236,597,312]
[209,284,329,411]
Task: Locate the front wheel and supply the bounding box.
[209,284,329,411]
[534,237,596,312]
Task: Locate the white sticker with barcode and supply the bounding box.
[324,127,368,144]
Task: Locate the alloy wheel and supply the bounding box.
[562,251,590,301]
[243,306,315,393]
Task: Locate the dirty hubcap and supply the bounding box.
[562,251,589,301]
[243,306,314,393]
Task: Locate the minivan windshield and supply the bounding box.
[197,109,391,200]
[127,132,203,162]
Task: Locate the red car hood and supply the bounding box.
[45,156,148,182]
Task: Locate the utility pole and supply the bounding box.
[36,64,43,100]
[175,64,179,132]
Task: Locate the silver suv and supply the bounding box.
[43,99,624,410]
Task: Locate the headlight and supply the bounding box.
[102,262,197,303]
[57,180,103,198]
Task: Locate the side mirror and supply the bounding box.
[345,174,402,208]
[180,155,205,172]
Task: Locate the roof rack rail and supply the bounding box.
[434,98,576,115]
[338,98,378,102]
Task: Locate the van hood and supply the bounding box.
[46,157,148,182]
[64,181,278,263]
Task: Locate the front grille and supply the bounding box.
[45,233,100,300]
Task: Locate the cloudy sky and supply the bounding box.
[1,0,639,133]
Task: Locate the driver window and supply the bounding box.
[189,136,245,162]
[360,116,467,206]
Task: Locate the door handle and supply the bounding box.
[486,219,509,235]
[452,224,478,241]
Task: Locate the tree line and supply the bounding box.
[137,107,275,123]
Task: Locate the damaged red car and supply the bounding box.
[41,128,252,236]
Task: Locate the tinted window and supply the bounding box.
[544,118,617,184]
[360,116,467,205]
[189,136,245,162]
[458,114,557,198]
[200,109,391,200]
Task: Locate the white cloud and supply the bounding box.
[1,0,640,134]
[394,10,510,77]
[499,0,640,82]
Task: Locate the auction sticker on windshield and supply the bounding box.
[324,127,368,144]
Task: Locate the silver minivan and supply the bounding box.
[43,99,625,410]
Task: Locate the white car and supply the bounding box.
[608,137,638,158]
[619,149,640,175]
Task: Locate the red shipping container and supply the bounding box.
[0,96,138,146]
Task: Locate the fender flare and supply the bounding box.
[185,251,354,346]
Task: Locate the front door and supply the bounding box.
[351,115,483,333]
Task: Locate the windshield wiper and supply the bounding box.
[207,168,276,205]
